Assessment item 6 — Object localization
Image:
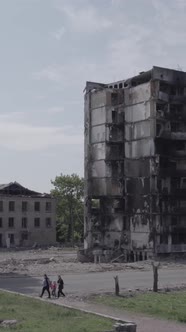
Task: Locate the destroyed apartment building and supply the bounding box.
[84,66,186,262]
[0,182,56,248]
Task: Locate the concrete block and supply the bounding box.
[114,322,137,332]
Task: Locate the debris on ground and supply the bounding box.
[0,247,186,277]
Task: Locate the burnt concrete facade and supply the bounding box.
[84,66,186,260]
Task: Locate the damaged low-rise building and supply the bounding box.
[84,66,186,262]
[0,182,56,248]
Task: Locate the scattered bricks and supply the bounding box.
[114,322,137,332]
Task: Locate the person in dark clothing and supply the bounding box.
[57,275,65,298]
[40,274,51,298]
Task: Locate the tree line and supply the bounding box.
[51,173,84,245]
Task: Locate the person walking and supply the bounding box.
[51,281,57,298]
[57,275,65,298]
[40,274,51,298]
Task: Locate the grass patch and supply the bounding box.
[0,291,113,332]
[94,292,186,323]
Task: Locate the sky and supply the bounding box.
[0,0,186,193]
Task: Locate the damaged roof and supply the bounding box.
[85,66,186,93]
[0,181,51,197]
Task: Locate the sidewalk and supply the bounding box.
[49,297,186,332]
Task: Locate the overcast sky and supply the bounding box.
[0,0,186,192]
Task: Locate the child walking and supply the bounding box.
[51,281,57,298]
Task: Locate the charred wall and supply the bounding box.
[153,70,186,254]
[84,85,125,251]
[84,66,186,258]
[124,81,155,252]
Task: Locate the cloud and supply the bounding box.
[0,120,83,151]
[107,1,186,78]
[177,0,186,8]
[56,3,112,33]
[108,25,152,79]
[0,107,64,121]
[34,0,186,91]
[0,112,25,121]
[52,26,65,40]
[32,63,103,87]
[32,23,153,87]
[32,65,63,82]
[111,0,123,4]
[46,106,64,114]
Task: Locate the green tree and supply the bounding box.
[51,174,84,245]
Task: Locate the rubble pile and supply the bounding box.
[0,247,186,277]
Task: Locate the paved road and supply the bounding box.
[0,268,186,296]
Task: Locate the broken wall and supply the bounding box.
[84,66,186,258]
[124,81,155,250]
[84,86,125,250]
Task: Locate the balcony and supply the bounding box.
[158,91,186,104]
[159,168,186,177]
[171,207,186,214]
[174,188,186,196]
[156,244,186,253]
[157,131,186,140]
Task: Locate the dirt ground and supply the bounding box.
[0,247,186,277]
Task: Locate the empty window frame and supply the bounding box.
[46,217,51,228]
[8,217,14,228]
[171,216,177,226]
[181,178,186,189]
[175,141,185,151]
[46,202,51,212]
[9,201,15,212]
[8,234,14,244]
[0,201,3,212]
[34,218,40,228]
[34,202,40,212]
[22,217,27,229]
[22,201,28,212]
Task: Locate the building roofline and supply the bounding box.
[85,66,186,92]
[0,181,52,198]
